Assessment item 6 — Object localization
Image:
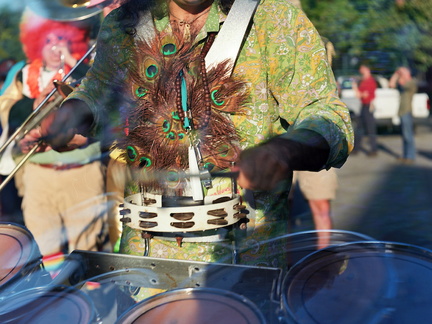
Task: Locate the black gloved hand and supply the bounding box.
[40,99,94,150]
[236,130,330,191]
[236,140,291,191]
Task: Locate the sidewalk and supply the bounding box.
[292,124,432,251]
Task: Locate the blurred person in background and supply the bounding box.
[0,59,18,94]
[3,9,109,259]
[289,169,338,249]
[353,64,378,156]
[389,66,417,164]
[0,58,25,224]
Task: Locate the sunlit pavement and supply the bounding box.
[292,120,432,251]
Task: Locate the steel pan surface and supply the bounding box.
[116,287,266,324]
[0,286,96,323]
[282,241,432,324]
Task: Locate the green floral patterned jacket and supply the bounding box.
[66,0,353,267]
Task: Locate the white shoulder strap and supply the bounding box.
[135,11,157,43]
[135,1,259,74]
[205,0,260,73]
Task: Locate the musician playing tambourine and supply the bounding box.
[0,8,109,261]
[32,0,354,296]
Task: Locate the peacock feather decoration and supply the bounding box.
[116,28,248,193]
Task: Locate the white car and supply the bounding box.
[338,76,430,126]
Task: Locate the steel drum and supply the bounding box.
[0,222,51,296]
[62,251,281,322]
[240,229,375,271]
[116,287,266,324]
[280,230,375,269]
[0,285,97,323]
[73,268,162,323]
[281,241,432,324]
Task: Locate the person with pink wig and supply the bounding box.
[0,9,109,259]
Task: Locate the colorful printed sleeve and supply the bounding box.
[255,0,354,168]
[65,9,134,128]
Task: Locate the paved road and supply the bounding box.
[291,122,432,251]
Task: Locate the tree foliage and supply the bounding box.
[0,1,431,79]
[302,0,432,78]
[0,6,25,62]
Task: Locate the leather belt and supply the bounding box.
[36,163,85,171]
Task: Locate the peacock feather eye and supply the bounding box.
[167,171,179,182]
[127,146,138,162]
[171,111,180,120]
[178,133,185,140]
[143,58,159,79]
[203,162,215,171]
[135,87,147,98]
[146,65,158,78]
[166,131,176,140]
[162,119,171,133]
[162,43,177,56]
[139,156,152,168]
[160,34,179,56]
[211,89,225,106]
[165,169,181,189]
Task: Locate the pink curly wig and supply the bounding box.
[19,9,90,63]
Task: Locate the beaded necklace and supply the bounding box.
[169,5,211,40]
[174,32,216,131]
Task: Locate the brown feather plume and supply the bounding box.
[116,29,248,192]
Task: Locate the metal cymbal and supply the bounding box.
[26,0,103,22]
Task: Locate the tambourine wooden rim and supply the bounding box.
[122,193,244,232]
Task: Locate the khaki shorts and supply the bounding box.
[292,168,338,200]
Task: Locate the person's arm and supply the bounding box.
[389,70,399,89]
[267,6,352,168]
[237,3,352,190]
[352,79,361,99]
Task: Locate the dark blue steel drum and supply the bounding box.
[0,285,98,324]
[72,268,159,323]
[279,230,375,269]
[281,241,432,324]
[0,222,51,297]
